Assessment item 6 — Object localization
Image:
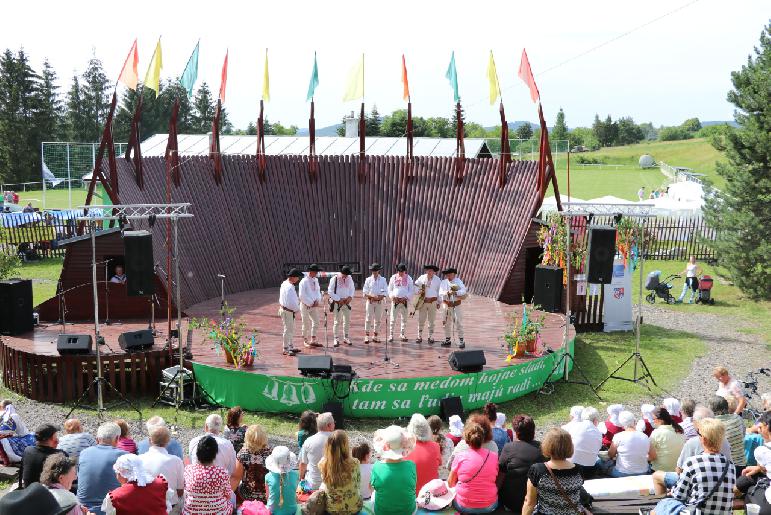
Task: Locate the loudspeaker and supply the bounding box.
[123,230,155,296]
[534,265,563,313]
[440,396,464,422]
[0,279,33,336]
[586,226,617,284]
[298,355,333,377]
[448,349,486,373]
[118,329,155,351]
[57,334,93,355]
[322,401,345,430]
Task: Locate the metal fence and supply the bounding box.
[0,211,100,258]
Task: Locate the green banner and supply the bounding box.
[192,339,574,418]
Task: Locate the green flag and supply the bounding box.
[445,51,459,103]
[306,52,319,101]
[180,41,199,97]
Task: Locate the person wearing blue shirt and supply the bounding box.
[76,422,127,515]
[135,415,184,459]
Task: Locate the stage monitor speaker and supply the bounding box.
[448,349,486,373]
[586,225,617,284]
[533,265,563,313]
[322,401,345,430]
[0,279,33,336]
[440,396,464,422]
[118,329,155,351]
[57,334,93,355]
[298,355,333,377]
[123,230,155,297]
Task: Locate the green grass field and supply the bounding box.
[546,164,667,201]
[16,188,90,210]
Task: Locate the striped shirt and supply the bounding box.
[57,432,96,461]
[715,413,747,466]
[183,463,233,515]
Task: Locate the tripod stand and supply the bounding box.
[66,375,142,420]
[540,349,602,399]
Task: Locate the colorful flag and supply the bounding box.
[180,41,199,98]
[118,39,139,90]
[219,50,228,104]
[401,54,410,101]
[487,50,501,105]
[306,52,319,101]
[262,49,270,102]
[342,54,364,101]
[518,48,540,103]
[143,39,163,96]
[445,51,459,103]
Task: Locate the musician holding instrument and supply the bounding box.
[328,266,355,347]
[439,267,468,349]
[388,263,415,343]
[278,269,304,356]
[362,263,388,344]
[413,264,441,344]
[299,264,323,348]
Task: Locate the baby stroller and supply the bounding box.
[695,274,715,305]
[645,271,679,304]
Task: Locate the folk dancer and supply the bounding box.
[278,269,304,356]
[328,266,355,347]
[388,263,414,342]
[413,264,441,344]
[439,267,467,348]
[299,264,323,348]
[362,263,388,344]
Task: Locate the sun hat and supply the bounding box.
[287,268,304,278]
[373,425,416,460]
[0,482,73,515]
[265,446,298,474]
[495,412,506,429]
[416,479,456,510]
[113,454,155,487]
[448,415,464,438]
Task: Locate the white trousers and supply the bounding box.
[364,300,384,334]
[332,304,351,339]
[418,302,438,336]
[279,309,296,351]
[390,302,408,337]
[300,304,320,339]
[443,305,464,339]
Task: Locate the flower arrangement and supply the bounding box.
[504,304,546,361]
[189,303,259,369]
[537,212,586,273]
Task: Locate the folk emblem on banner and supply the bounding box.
[613,287,625,300]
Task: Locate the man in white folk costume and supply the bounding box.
[278,269,304,356]
[298,264,323,348]
[388,263,415,343]
[413,264,441,344]
[440,267,467,349]
[328,266,355,347]
[362,263,388,344]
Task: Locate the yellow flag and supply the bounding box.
[487,50,500,105]
[342,54,364,101]
[143,39,163,96]
[262,49,270,102]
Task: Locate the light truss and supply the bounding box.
[561,202,655,218]
[76,203,193,221]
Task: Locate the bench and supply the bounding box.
[283,262,363,289]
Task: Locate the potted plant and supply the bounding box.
[190,303,259,369]
[504,304,546,361]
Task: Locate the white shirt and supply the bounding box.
[439,277,467,302]
[754,442,771,504]
[716,378,745,400]
[138,446,185,505]
[299,431,332,489]
[359,463,373,500]
[388,273,415,300]
[278,280,301,312]
[685,263,698,278]
[298,275,322,306]
[110,274,126,284]
[362,275,388,299]
[568,421,603,467]
[328,274,355,302]
[188,433,236,474]
[415,274,441,298]
[612,430,650,474]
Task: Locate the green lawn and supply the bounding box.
[21,257,64,305]
[546,164,667,201]
[16,188,90,210]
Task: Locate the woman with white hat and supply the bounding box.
[371,425,417,515]
[101,454,173,515]
[662,398,683,424]
[447,415,464,446]
[602,404,625,448]
[637,404,656,436]
[264,446,299,515]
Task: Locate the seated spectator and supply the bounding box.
[183,435,233,515]
[77,422,128,515]
[498,414,545,513]
[405,413,441,493]
[231,424,271,503]
[749,393,771,435]
[318,430,363,515]
[40,453,82,515]
[600,410,651,477]
[297,410,317,450]
[483,403,510,453]
[136,416,183,459]
[22,424,65,488]
[223,406,247,453]
[451,414,498,461]
[736,411,771,514]
[495,412,511,443]
[265,446,299,515]
[523,428,586,515]
[561,405,585,433]
[427,415,454,479]
[447,414,464,446]
[371,425,417,515]
[649,407,685,472]
[57,418,96,461]
[679,399,698,440]
[650,418,735,515]
[711,395,747,475]
[22,202,34,213]
[351,440,373,501]
[449,419,499,513]
[299,411,334,489]
[0,401,36,463]
[137,425,184,511]
[114,420,136,454]
[637,404,655,436]
[602,404,624,449]
[110,265,127,284]
[568,407,603,479]
[188,414,237,475]
[713,366,747,415]
[101,454,172,514]
[663,398,683,424]
[0,482,70,514]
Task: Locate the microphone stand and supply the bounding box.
[217,274,226,319]
[381,302,398,368]
[322,293,329,355]
[103,259,111,325]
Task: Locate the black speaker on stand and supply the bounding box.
[533,266,563,313]
[57,334,93,355]
[448,350,486,372]
[322,401,345,430]
[0,279,33,336]
[586,226,617,284]
[123,231,155,296]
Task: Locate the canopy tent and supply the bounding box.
[540,194,585,212]
[586,195,636,205]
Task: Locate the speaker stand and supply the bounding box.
[368,304,399,370]
[539,349,602,400]
[65,376,142,421]
[595,351,657,393]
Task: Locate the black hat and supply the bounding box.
[442,267,457,275]
[287,268,304,278]
[369,263,382,271]
[0,482,72,515]
[396,263,407,272]
[307,264,322,272]
[423,264,439,272]
[35,423,59,441]
[340,266,352,275]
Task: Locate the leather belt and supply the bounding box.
[424,297,438,303]
[445,300,462,308]
[366,298,383,303]
[393,298,408,306]
[281,306,297,314]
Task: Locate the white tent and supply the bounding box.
[585,195,635,205]
[667,181,704,204]
[540,195,585,212]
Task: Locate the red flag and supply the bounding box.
[401,54,410,101]
[117,39,139,90]
[219,51,228,104]
[518,49,540,103]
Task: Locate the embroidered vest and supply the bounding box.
[109,476,168,514]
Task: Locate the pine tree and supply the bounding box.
[65,75,89,140]
[515,123,533,140]
[80,56,111,141]
[0,49,40,183]
[703,23,771,299]
[33,59,64,140]
[190,82,215,133]
[365,104,381,136]
[551,108,568,142]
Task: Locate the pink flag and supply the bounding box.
[518,49,540,103]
